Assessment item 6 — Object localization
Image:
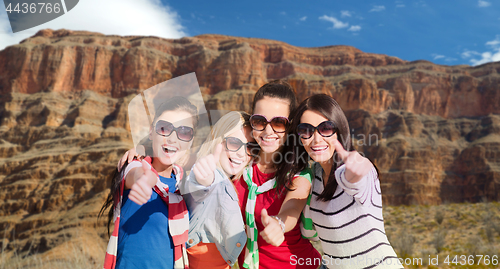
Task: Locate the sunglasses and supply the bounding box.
[224,137,260,156]
[297,121,337,139]
[155,120,194,142]
[249,114,289,133]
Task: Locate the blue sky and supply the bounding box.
[166,0,500,66]
[1,0,500,66]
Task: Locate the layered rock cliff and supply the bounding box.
[0,29,499,266]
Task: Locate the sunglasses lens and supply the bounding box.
[156,120,174,136]
[270,117,288,133]
[176,126,194,141]
[250,115,267,131]
[225,137,243,151]
[318,121,336,137]
[297,123,314,139]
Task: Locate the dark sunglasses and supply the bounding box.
[249,114,289,133]
[297,121,337,139]
[224,137,260,156]
[155,120,194,142]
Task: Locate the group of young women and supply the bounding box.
[100,80,402,269]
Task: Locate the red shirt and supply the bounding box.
[234,163,321,269]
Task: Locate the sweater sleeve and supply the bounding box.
[334,164,378,206]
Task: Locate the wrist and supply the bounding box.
[271,215,285,233]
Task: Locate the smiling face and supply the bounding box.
[252,96,290,154]
[300,110,338,164]
[219,126,253,176]
[149,109,194,170]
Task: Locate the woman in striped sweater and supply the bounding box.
[274,94,402,269]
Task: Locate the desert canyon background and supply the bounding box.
[0,29,499,268]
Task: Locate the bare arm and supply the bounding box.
[260,176,311,246]
[277,176,310,232]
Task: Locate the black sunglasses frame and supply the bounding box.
[297,121,337,139]
[155,120,194,142]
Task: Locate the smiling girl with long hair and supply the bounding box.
[276,94,401,269]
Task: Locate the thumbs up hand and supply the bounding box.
[129,160,157,205]
[260,208,285,246]
[193,144,223,186]
[333,140,374,183]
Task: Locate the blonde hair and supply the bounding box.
[197,111,251,179]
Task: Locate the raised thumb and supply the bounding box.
[333,139,349,162]
[261,208,271,226]
[141,159,150,173]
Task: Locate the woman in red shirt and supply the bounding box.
[233,80,322,269]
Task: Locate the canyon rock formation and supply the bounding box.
[0,29,499,266]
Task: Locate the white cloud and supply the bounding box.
[432,54,445,60]
[341,10,352,17]
[280,11,287,15]
[463,36,500,65]
[414,1,427,7]
[348,25,361,32]
[0,0,186,50]
[319,15,349,29]
[478,0,491,7]
[432,54,457,63]
[486,38,500,47]
[300,16,307,21]
[395,0,405,7]
[370,5,386,12]
[461,50,480,59]
[470,51,500,65]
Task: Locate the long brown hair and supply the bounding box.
[276,94,353,201]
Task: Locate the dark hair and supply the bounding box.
[276,94,354,200]
[153,96,199,127]
[251,80,298,117]
[98,159,136,236]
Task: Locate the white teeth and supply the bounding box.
[230,158,243,165]
[162,146,178,153]
[312,145,328,151]
[262,137,276,142]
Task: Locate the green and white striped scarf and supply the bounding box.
[242,165,318,269]
[300,164,319,240]
[242,166,277,269]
